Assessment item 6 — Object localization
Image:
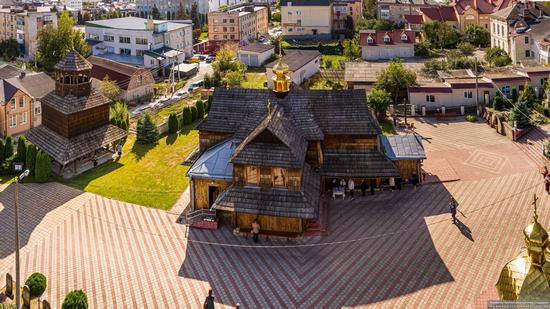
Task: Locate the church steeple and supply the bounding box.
[523,194,549,267]
[272,46,290,95]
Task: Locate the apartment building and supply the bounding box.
[281,0,333,39]
[0,65,55,137]
[136,0,251,19]
[208,5,268,47]
[452,0,513,33]
[0,6,57,60]
[490,2,550,65]
[377,0,437,24]
[85,17,193,66]
[333,0,363,37]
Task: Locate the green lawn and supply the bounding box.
[241,73,267,89]
[64,130,199,210]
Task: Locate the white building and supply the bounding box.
[64,0,83,10]
[359,29,416,61]
[136,0,252,18]
[85,17,193,66]
[238,43,275,67]
[265,50,320,88]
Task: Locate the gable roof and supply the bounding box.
[490,3,550,24]
[198,88,381,141]
[454,0,512,15]
[359,30,416,46]
[4,72,55,99]
[281,0,332,6]
[381,135,426,160]
[266,50,320,72]
[420,6,457,21]
[187,139,237,180]
[239,43,275,54]
[0,64,23,80]
[88,56,145,90]
[404,14,423,24]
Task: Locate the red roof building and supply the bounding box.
[358,30,416,60]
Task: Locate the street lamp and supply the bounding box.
[14,169,30,309]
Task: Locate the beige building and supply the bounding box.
[0,7,57,60]
[208,5,268,47]
[378,0,436,24]
[332,0,363,37]
[490,3,550,65]
[0,65,55,137]
[281,0,333,39]
[453,0,512,33]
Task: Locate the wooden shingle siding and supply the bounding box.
[199,131,232,151]
[193,178,230,209]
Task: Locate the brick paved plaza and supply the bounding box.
[1,119,549,308]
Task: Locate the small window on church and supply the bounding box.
[272,167,287,188]
[246,166,259,185]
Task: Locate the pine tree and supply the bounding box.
[16,135,27,163]
[34,150,52,183]
[26,144,37,176]
[493,92,504,111]
[509,98,531,129]
[168,113,179,134]
[136,113,159,144]
[151,5,161,20]
[519,81,535,108]
[4,135,14,159]
[190,106,198,121]
[182,107,192,126]
[196,100,205,119]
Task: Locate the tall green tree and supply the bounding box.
[109,102,129,131]
[151,5,161,20]
[0,39,19,61]
[484,47,512,67]
[342,39,361,60]
[190,3,200,28]
[375,60,417,104]
[363,0,377,19]
[519,81,535,107]
[136,113,159,144]
[36,10,90,72]
[509,98,531,129]
[16,135,27,163]
[4,135,14,159]
[176,2,188,19]
[100,76,121,102]
[422,21,460,49]
[464,24,490,47]
[367,88,393,120]
[344,15,354,38]
[26,144,37,176]
[168,113,179,134]
[34,150,52,183]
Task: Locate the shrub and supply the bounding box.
[26,144,37,176]
[136,113,159,144]
[464,114,478,122]
[509,98,531,128]
[457,42,475,55]
[167,113,178,134]
[34,150,51,183]
[196,100,205,119]
[190,105,198,121]
[4,135,13,159]
[493,92,504,111]
[62,290,88,309]
[182,107,192,126]
[0,139,4,162]
[414,41,435,58]
[110,102,130,131]
[25,273,47,297]
[510,87,518,104]
[16,135,27,163]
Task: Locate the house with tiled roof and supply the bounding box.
[265,50,320,88]
[419,5,459,28]
[186,57,424,236]
[358,29,416,60]
[377,0,441,24]
[452,0,513,32]
[88,56,154,103]
[490,2,550,65]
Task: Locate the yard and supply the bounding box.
[64,129,199,210]
[241,72,267,89]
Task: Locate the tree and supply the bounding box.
[151,5,161,20]
[457,42,475,55]
[25,273,47,297]
[342,39,361,60]
[136,113,159,144]
[36,11,90,72]
[422,21,460,49]
[34,150,52,183]
[519,81,535,107]
[375,59,417,104]
[212,44,238,73]
[414,41,435,58]
[0,39,19,61]
[4,135,13,159]
[272,12,281,23]
[192,28,202,43]
[363,0,377,19]
[484,47,512,67]
[100,76,121,102]
[344,15,354,38]
[26,144,37,176]
[109,102,129,131]
[196,100,205,119]
[367,89,393,120]
[0,139,5,162]
[224,70,245,87]
[492,92,504,110]
[168,113,179,134]
[190,3,200,28]
[77,11,83,24]
[464,24,490,47]
[176,2,188,19]
[182,106,192,125]
[509,98,531,129]
[206,94,213,112]
[190,106,198,121]
[510,87,518,103]
[62,290,88,309]
[16,135,27,163]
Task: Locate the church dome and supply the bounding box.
[272,59,289,74]
[524,220,549,246]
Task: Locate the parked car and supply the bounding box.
[192,80,204,87]
[258,36,267,43]
[188,57,201,63]
[198,55,207,61]
[205,56,215,63]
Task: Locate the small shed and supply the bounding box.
[186,139,237,210]
[172,63,199,79]
[238,43,275,67]
[380,135,426,180]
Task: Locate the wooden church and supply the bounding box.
[187,57,425,236]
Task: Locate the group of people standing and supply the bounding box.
[330,177,411,198]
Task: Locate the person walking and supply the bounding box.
[449,197,458,224]
[542,166,549,178]
[348,178,355,199]
[360,179,367,197]
[251,219,260,243]
[204,289,215,309]
[545,174,550,194]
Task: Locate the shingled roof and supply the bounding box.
[381,135,426,160]
[198,88,380,140]
[212,163,320,219]
[26,124,128,165]
[88,56,146,90]
[322,149,400,177]
[55,50,92,72]
[41,89,110,114]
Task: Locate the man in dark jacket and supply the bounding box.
[449,197,457,224]
[204,289,215,309]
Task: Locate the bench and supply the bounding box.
[238,228,300,241]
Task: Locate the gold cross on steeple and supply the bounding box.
[532,193,539,221]
[267,99,272,121]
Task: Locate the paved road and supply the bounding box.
[0,119,547,308]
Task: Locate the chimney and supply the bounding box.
[19,71,25,79]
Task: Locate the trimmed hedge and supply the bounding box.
[25,273,47,297]
[206,95,213,112]
[62,290,88,309]
[34,150,51,183]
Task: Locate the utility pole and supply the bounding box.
[403,97,408,125]
[14,169,30,309]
